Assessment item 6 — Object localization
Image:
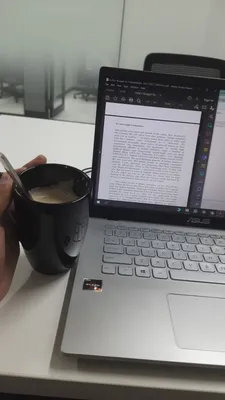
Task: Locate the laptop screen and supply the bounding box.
[93,69,225,219]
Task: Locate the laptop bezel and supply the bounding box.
[90,66,225,229]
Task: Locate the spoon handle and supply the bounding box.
[0,152,31,199]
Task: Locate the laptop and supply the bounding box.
[62,67,225,367]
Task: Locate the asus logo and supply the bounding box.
[187,218,211,225]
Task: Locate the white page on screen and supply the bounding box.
[98,103,201,207]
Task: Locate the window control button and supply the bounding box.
[135,267,150,277]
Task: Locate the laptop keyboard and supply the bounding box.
[101,225,225,284]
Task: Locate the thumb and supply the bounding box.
[0,226,5,274]
[0,173,13,217]
[0,225,7,301]
[0,225,15,302]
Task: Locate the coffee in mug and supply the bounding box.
[29,180,78,204]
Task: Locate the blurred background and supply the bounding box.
[0,0,224,124]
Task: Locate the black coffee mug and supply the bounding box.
[13,164,92,275]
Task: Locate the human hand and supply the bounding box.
[0,155,47,301]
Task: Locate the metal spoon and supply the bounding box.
[0,152,32,200]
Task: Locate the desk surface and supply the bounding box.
[1,115,225,400]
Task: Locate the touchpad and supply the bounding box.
[167,294,225,352]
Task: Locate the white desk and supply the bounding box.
[0,115,225,400]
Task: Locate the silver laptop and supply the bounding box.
[62,67,225,367]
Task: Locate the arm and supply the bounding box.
[0,155,46,301]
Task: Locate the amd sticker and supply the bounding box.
[83,279,102,292]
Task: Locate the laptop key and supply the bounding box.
[211,246,225,255]
[129,231,142,239]
[135,256,149,266]
[137,239,149,248]
[118,266,133,276]
[141,248,156,257]
[170,270,225,284]
[152,269,168,279]
[104,237,120,245]
[158,233,171,241]
[167,260,183,269]
[152,240,165,249]
[182,243,195,252]
[122,238,135,246]
[186,236,199,244]
[200,237,214,245]
[188,252,203,262]
[167,242,180,250]
[172,234,185,243]
[143,232,156,240]
[103,254,132,264]
[105,229,113,236]
[104,245,124,254]
[126,247,140,256]
[115,229,127,237]
[216,264,225,274]
[157,249,172,259]
[215,239,225,246]
[173,251,187,260]
[151,258,166,268]
[204,254,219,263]
[200,263,215,273]
[219,255,225,264]
[135,267,150,278]
[196,245,210,253]
[102,264,116,274]
[184,261,199,271]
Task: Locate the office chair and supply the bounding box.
[143,53,225,78]
[0,62,24,102]
[73,66,98,101]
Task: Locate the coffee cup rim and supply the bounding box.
[14,163,92,206]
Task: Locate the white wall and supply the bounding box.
[119,0,225,70]
[1,0,225,123]
[0,0,124,88]
[1,0,224,85]
[203,0,225,60]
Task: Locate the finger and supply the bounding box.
[0,155,47,175]
[16,155,47,174]
[0,155,47,216]
[0,226,6,277]
[0,225,7,301]
[0,174,13,217]
[23,155,47,168]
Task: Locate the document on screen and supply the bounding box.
[98,103,201,207]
